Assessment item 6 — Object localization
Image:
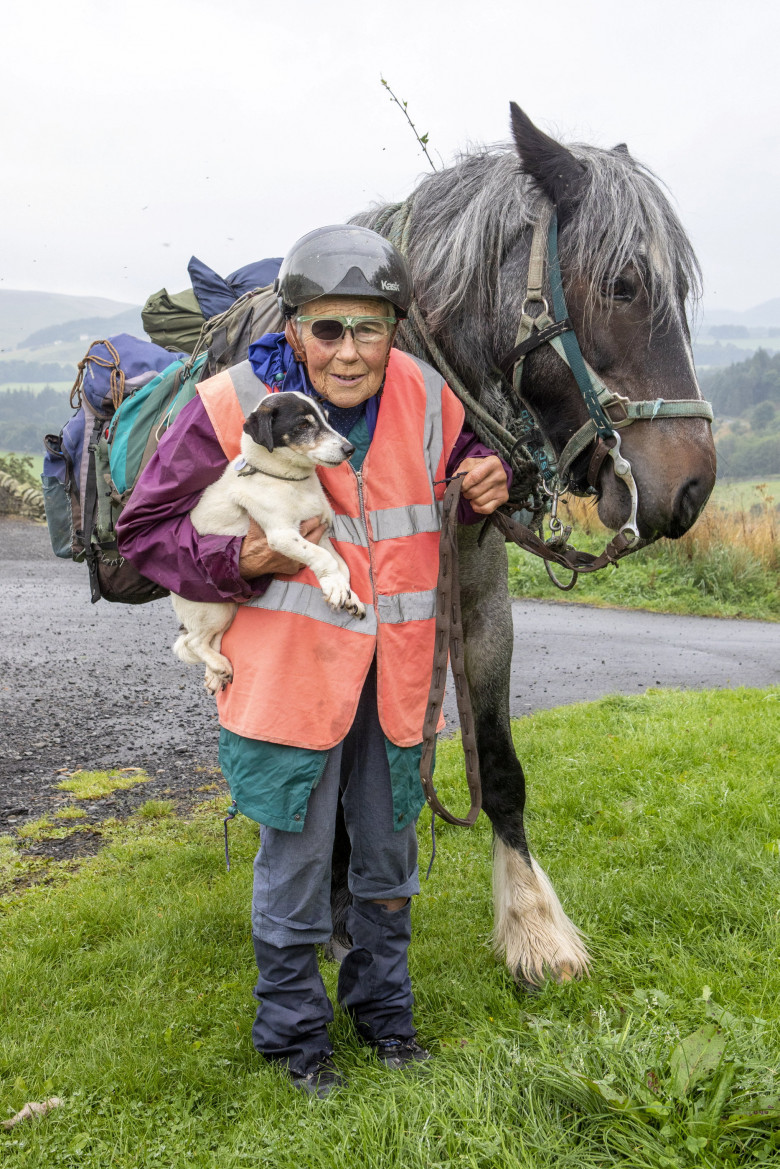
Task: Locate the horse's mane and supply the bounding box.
[353,143,701,337]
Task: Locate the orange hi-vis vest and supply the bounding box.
[197,349,465,750]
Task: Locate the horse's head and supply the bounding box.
[502,103,716,540]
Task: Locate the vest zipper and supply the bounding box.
[353,468,377,606]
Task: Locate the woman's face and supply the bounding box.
[296,296,396,408]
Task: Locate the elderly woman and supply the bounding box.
[117,225,509,1097]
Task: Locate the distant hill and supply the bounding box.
[18,308,145,350]
[701,297,780,330]
[0,290,139,350]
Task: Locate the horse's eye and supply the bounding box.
[600,277,635,302]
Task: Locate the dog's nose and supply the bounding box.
[342,441,356,458]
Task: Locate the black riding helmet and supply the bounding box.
[275,225,412,319]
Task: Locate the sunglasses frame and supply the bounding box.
[295,314,397,344]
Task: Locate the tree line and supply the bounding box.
[2,351,779,477]
[699,350,780,478]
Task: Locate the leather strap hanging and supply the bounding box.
[487,507,644,572]
[419,474,653,828]
[420,476,482,827]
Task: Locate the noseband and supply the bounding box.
[499,201,713,546]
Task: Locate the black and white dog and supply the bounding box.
[172,391,365,692]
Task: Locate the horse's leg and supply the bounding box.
[458,524,590,987]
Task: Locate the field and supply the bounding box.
[1,686,778,1168]
[508,480,779,621]
[0,382,73,395]
[0,452,44,478]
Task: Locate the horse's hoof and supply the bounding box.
[322,938,352,964]
[516,960,582,993]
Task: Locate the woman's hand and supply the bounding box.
[455,456,510,515]
[239,516,328,579]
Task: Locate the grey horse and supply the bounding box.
[334,102,717,988]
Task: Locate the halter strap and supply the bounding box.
[501,202,714,490]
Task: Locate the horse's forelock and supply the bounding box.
[561,143,702,323]
[353,139,701,343]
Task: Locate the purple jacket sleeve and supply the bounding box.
[116,396,511,600]
[446,428,513,525]
[116,395,270,602]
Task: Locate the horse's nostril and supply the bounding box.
[670,477,710,537]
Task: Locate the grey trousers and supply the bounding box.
[251,664,420,1074]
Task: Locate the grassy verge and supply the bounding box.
[509,482,779,621]
[1,687,778,1167]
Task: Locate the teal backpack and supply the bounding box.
[107,352,209,495]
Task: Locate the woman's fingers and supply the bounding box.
[456,456,510,514]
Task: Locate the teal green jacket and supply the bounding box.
[218,728,426,833]
[217,414,427,834]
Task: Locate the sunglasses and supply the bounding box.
[296,314,396,344]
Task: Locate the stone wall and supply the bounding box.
[0,473,46,521]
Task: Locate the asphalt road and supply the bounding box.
[1,515,778,821]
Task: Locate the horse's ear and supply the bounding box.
[509,102,586,217]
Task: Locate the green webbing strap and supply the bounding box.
[557,397,714,474]
[547,216,614,440]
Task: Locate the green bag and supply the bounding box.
[192,285,283,376]
[141,287,205,353]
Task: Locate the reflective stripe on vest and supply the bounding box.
[369,501,441,541]
[377,588,437,624]
[197,360,267,460]
[246,579,436,628]
[247,579,378,634]
[330,513,369,546]
[231,360,267,416]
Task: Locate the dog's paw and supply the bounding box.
[345,592,366,619]
[321,575,351,612]
[204,668,232,694]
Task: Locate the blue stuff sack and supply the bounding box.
[42,335,184,601]
[188,255,282,319]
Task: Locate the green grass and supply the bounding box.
[508,477,779,621]
[1,687,778,1167]
[508,528,780,620]
[136,799,175,820]
[53,806,87,821]
[55,768,152,801]
[709,476,780,509]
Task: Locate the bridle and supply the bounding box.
[379,194,714,585]
[498,199,714,548]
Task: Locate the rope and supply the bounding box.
[70,339,126,413]
[380,201,541,502]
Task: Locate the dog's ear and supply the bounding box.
[244,402,275,452]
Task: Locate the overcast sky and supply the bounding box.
[2,0,778,314]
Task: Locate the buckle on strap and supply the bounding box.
[499,317,573,377]
[603,393,631,427]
